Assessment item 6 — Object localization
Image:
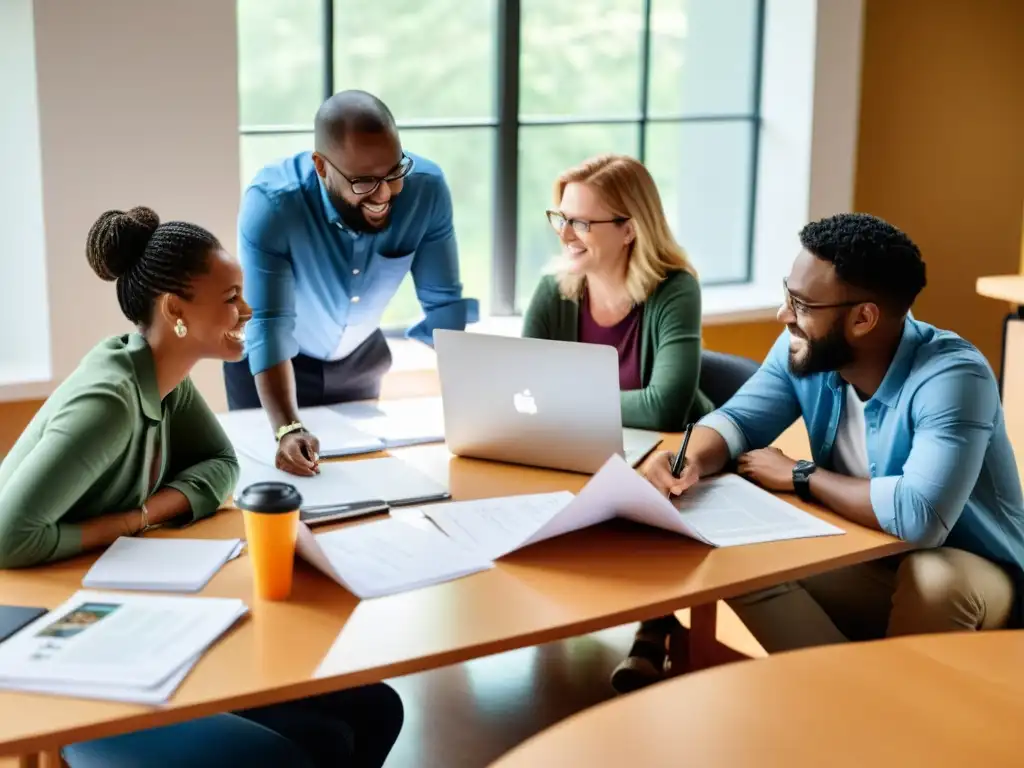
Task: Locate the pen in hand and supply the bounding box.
[670,423,695,480]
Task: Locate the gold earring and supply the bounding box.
[174,319,188,338]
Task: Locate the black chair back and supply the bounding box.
[699,350,760,408]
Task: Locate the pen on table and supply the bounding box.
[671,423,695,479]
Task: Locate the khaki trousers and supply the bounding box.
[728,548,1016,653]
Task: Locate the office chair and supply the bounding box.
[699,350,760,408]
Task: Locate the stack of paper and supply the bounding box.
[235,455,450,513]
[330,397,446,448]
[82,537,244,593]
[296,518,492,599]
[420,455,844,558]
[0,591,247,703]
[284,458,842,599]
[218,407,385,463]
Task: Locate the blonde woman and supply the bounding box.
[523,153,712,432]
[523,154,712,692]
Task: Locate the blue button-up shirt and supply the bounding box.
[701,318,1024,574]
[238,151,479,375]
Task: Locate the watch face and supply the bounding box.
[794,460,815,477]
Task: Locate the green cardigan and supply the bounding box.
[522,271,713,431]
[0,333,239,568]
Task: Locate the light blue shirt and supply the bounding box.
[238,151,479,375]
[701,318,1024,574]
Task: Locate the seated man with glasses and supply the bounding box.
[226,89,477,476]
[643,212,1024,662]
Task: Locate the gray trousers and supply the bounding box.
[224,330,392,411]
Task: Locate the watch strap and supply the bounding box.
[793,461,816,502]
[275,422,305,442]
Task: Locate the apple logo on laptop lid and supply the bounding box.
[513,389,538,415]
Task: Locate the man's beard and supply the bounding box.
[788,319,855,378]
[325,186,391,234]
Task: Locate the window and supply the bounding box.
[237,0,764,327]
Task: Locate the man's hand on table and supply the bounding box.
[276,430,321,476]
[736,447,797,492]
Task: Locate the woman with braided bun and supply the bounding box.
[0,206,248,566]
[0,207,404,767]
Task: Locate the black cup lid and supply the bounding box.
[235,482,303,513]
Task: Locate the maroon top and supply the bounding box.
[578,292,644,391]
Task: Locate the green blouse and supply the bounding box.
[0,333,239,568]
[522,270,713,432]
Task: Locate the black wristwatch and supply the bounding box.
[792,460,817,502]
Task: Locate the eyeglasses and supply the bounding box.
[321,153,415,196]
[782,278,865,315]
[546,210,628,235]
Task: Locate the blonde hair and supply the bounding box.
[551,154,696,303]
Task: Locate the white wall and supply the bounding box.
[0,0,51,391]
[0,0,241,407]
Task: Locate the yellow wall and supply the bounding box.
[3,0,1023,454]
[854,0,1024,367]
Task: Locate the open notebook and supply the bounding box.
[218,407,384,461]
[415,454,845,561]
[218,400,446,465]
[328,397,445,448]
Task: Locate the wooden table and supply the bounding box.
[491,630,1024,767]
[0,431,904,762]
[976,274,1024,306]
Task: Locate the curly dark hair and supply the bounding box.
[85,206,220,327]
[799,212,926,313]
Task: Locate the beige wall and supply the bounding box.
[29,0,240,410]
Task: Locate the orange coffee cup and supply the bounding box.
[236,482,303,600]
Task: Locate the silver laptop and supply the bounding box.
[434,330,662,474]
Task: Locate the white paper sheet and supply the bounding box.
[422,456,843,556]
[546,454,712,544]
[420,492,574,560]
[235,455,449,510]
[218,407,384,464]
[673,473,845,546]
[330,397,446,447]
[0,591,247,690]
[82,537,243,592]
[295,518,492,599]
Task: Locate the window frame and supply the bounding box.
[238,0,766,317]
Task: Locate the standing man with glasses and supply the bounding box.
[226,90,477,476]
